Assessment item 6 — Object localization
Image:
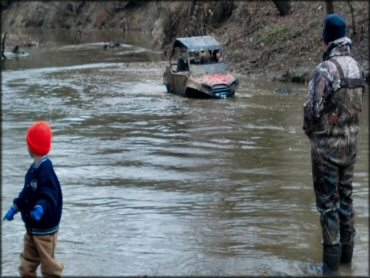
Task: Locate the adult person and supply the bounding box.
[303,14,365,275]
[211,50,223,63]
[177,50,189,71]
[200,50,210,64]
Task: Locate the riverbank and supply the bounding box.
[1,1,368,82]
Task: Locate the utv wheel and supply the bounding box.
[165,83,171,93]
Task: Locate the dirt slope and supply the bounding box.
[1,1,369,81]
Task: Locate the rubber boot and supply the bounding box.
[340,242,354,266]
[323,244,341,276]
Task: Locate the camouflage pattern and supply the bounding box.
[303,37,364,246]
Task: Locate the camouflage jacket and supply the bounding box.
[303,37,365,164]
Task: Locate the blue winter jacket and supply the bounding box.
[12,157,63,235]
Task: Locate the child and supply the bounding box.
[3,121,64,277]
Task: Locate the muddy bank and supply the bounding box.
[1,1,369,82]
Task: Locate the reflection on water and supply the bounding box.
[1,29,368,276]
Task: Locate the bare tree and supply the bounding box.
[346,0,357,36]
[325,0,334,14]
[1,33,7,59]
[272,0,291,16]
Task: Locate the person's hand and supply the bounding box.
[328,112,339,125]
[3,207,16,221]
[30,206,44,222]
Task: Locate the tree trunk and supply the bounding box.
[1,32,7,59]
[346,0,356,36]
[272,0,291,16]
[325,0,334,14]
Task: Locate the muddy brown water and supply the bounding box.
[1,29,368,276]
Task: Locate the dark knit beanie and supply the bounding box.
[323,14,347,44]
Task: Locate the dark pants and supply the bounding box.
[311,143,356,246]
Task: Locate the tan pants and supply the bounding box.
[19,233,64,278]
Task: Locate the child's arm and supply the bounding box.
[34,170,60,219]
[12,186,28,214]
[3,186,28,221]
[30,205,44,221]
[3,207,17,221]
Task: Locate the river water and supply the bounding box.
[1,29,368,276]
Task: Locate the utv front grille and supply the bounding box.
[212,84,229,98]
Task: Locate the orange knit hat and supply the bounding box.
[26,121,52,156]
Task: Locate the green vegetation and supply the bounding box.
[264,26,288,44]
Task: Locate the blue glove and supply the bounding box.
[30,206,44,222]
[3,207,17,221]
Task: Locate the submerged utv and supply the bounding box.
[163,36,239,99]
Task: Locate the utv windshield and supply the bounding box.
[189,62,228,75]
[188,50,228,75]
